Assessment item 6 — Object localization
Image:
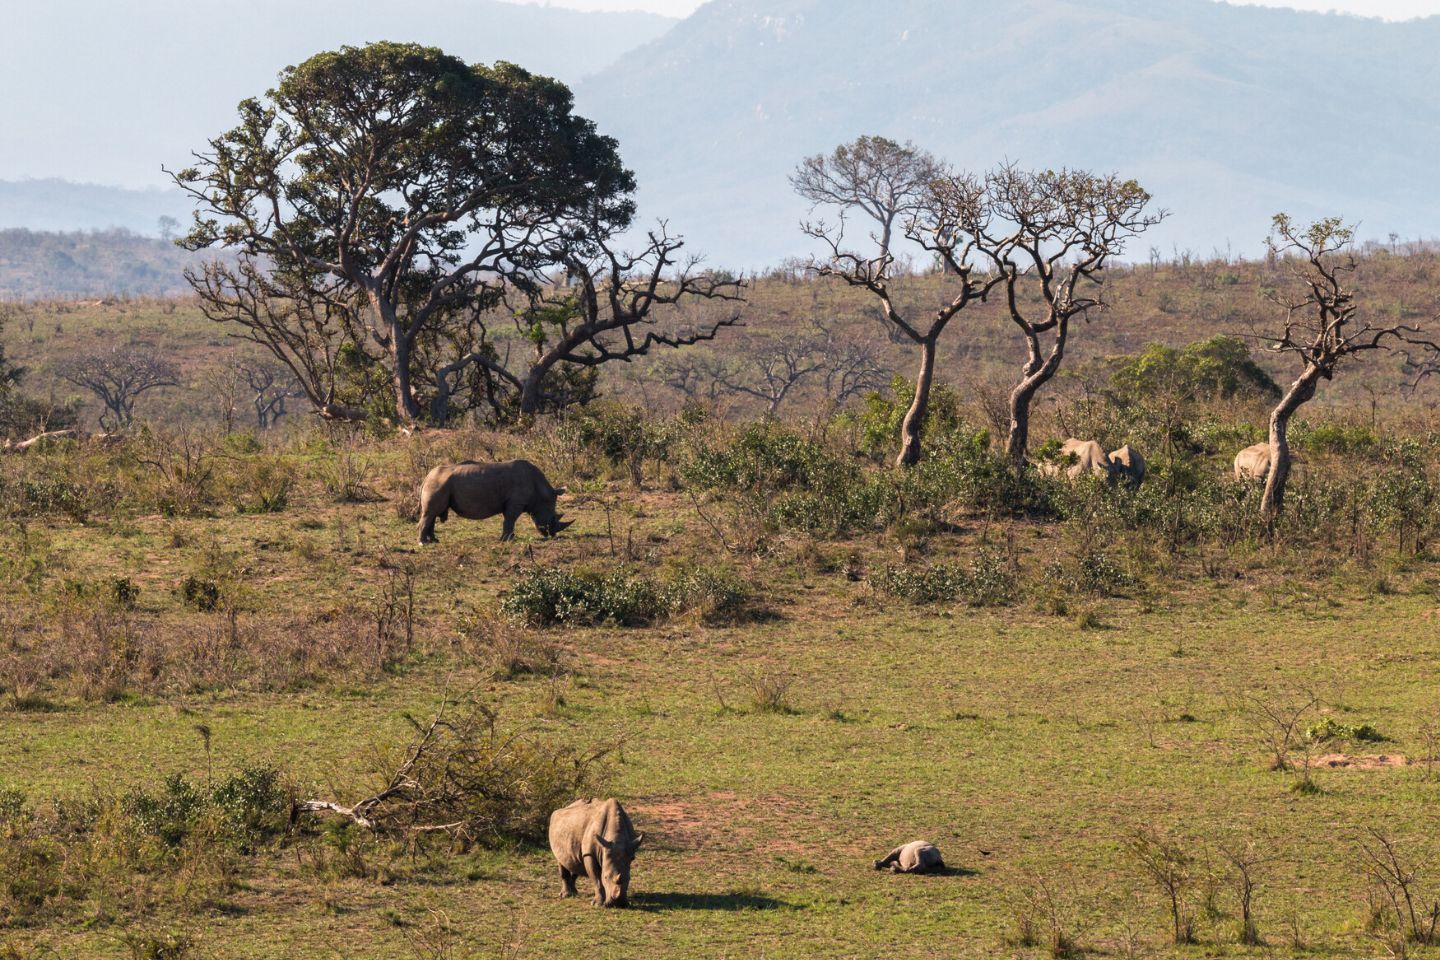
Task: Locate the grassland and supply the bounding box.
[3,246,1440,958]
[2,421,1439,959]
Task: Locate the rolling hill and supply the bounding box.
[574,0,1440,267]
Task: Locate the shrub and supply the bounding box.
[0,765,290,927]
[559,402,673,486]
[233,457,294,514]
[500,565,756,628]
[870,548,1018,606]
[178,577,221,613]
[1305,716,1384,745]
[296,701,612,847]
[109,577,141,611]
[500,568,666,627]
[841,376,968,462]
[1046,547,1136,597]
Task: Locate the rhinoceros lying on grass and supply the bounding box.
[549,798,644,907]
[417,459,571,544]
[874,840,945,874]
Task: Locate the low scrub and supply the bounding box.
[0,766,290,926]
[500,564,756,628]
[869,548,1018,606]
[296,700,613,847]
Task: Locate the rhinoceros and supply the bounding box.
[1234,442,1273,481]
[549,798,644,907]
[417,459,571,544]
[1109,444,1146,488]
[874,840,946,874]
[1039,439,1115,480]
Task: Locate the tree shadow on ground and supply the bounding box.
[631,891,794,912]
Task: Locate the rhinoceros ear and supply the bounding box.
[628,833,644,855]
[552,485,568,497]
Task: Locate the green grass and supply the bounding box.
[3,476,1440,958]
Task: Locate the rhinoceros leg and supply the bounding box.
[583,854,605,906]
[500,503,523,541]
[558,865,578,898]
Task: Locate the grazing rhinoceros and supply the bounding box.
[549,798,644,907]
[1039,439,1115,480]
[874,840,946,874]
[417,459,571,544]
[1234,442,1273,481]
[1109,444,1146,488]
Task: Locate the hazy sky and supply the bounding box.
[505,0,1440,19]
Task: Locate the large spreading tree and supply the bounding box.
[174,42,736,424]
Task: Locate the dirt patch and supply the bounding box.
[630,791,808,860]
[1307,753,1410,770]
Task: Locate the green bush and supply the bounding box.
[841,376,967,462]
[1298,423,1381,457]
[501,565,756,627]
[178,577,221,613]
[870,548,1018,606]
[560,402,674,485]
[109,577,141,610]
[1305,717,1384,744]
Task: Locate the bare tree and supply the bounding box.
[1253,215,1438,519]
[804,170,1004,465]
[815,324,889,408]
[792,136,944,262]
[188,259,372,421]
[1126,826,1198,945]
[654,354,728,406]
[429,224,744,424]
[241,360,303,430]
[976,166,1165,467]
[1356,828,1440,948]
[201,355,246,433]
[56,346,179,430]
[1218,839,1272,946]
[709,335,825,416]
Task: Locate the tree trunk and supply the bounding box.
[369,291,421,422]
[897,338,936,468]
[1261,371,1319,521]
[1005,377,1039,469]
[392,334,421,422]
[1005,323,1068,469]
[518,362,551,416]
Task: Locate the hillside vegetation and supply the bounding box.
[4,243,1438,431]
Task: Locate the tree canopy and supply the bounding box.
[1106,336,1281,406]
[173,42,640,422]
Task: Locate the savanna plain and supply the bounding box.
[2,259,1440,960]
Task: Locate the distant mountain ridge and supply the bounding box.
[6,0,1440,272]
[574,0,1440,267]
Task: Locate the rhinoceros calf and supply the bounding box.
[417,459,571,544]
[1234,442,1272,481]
[874,840,945,874]
[549,798,644,907]
[1109,444,1146,487]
